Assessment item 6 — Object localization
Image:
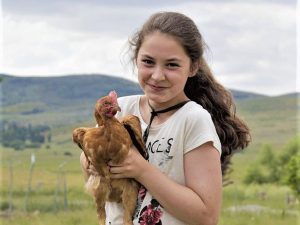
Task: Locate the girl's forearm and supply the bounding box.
[80,152,91,181]
[136,163,218,225]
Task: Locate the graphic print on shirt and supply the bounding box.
[133,137,174,224]
[133,185,147,220]
[146,137,174,171]
[138,198,163,225]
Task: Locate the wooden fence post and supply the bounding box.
[24,153,35,212]
[53,161,68,211]
[8,159,14,214]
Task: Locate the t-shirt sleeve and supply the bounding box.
[115,97,126,119]
[115,95,140,119]
[183,109,222,156]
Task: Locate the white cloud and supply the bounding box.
[0,3,3,69]
[1,0,297,95]
[2,12,130,76]
[297,0,300,95]
[167,1,297,95]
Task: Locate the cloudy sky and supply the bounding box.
[1,0,298,96]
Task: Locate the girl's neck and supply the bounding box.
[140,95,189,126]
[145,95,190,112]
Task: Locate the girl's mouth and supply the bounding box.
[147,83,167,91]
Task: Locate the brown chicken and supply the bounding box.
[72,91,147,225]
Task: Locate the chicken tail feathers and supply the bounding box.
[121,115,149,160]
[124,124,149,160]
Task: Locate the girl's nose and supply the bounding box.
[151,66,165,81]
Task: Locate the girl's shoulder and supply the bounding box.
[181,101,222,155]
[117,95,142,117]
[118,95,141,106]
[176,101,216,133]
[181,101,212,119]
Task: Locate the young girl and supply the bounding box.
[80,11,250,225]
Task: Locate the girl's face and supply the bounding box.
[136,31,195,108]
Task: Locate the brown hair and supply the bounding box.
[129,11,251,176]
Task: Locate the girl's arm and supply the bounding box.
[80,151,98,181]
[80,152,90,181]
[109,142,222,225]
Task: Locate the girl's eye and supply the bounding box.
[142,59,154,65]
[167,63,179,68]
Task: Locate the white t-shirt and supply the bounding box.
[105,95,221,225]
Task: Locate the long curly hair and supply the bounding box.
[129,11,251,176]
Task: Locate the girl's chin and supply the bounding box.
[145,92,160,99]
[145,93,169,104]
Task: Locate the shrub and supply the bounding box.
[243,166,267,184]
[284,152,300,197]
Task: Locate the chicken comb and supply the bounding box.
[108,90,118,103]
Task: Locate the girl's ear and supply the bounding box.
[189,62,199,77]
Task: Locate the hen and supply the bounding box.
[72,91,147,225]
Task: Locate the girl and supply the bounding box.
[81,11,250,225]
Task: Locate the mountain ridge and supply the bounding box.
[0,73,297,155]
[0,73,270,108]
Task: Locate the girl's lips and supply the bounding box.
[147,83,167,91]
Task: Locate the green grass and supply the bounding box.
[1,146,299,225]
[219,184,299,225]
[0,208,99,225]
[0,146,98,224]
[1,93,299,224]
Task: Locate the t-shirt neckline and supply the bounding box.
[136,95,191,130]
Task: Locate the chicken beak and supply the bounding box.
[111,105,121,115]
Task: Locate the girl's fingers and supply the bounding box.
[109,165,123,174]
[108,160,127,167]
[109,165,132,179]
[80,152,89,169]
[110,173,125,179]
[109,167,127,179]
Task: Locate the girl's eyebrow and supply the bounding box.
[141,54,154,59]
[166,58,182,62]
[141,54,182,62]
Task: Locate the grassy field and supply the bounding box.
[1,143,299,225]
[1,93,299,224]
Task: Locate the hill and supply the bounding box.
[0,74,298,181]
[0,74,298,144]
[0,74,143,107]
[236,93,299,149]
[0,74,266,126]
[0,74,143,127]
[0,74,264,107]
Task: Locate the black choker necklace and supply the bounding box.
[143,99,190,143]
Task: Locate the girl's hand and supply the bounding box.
[108,146,149,181]
[80,152,98,179]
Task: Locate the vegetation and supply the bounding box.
[0,74,299,224]
[0,74,143,107]
[285,151,300,197]
[244,137,300,192]
[0,121,51,150]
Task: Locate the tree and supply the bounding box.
[279,136,299,165]
[283,137,300,198]
[1,121,51,150]
[259,144,280,182]
[243,165,267,184]
[284,152,300,197]
[243,136,300,186]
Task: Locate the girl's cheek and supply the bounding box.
[138,67,152,78]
